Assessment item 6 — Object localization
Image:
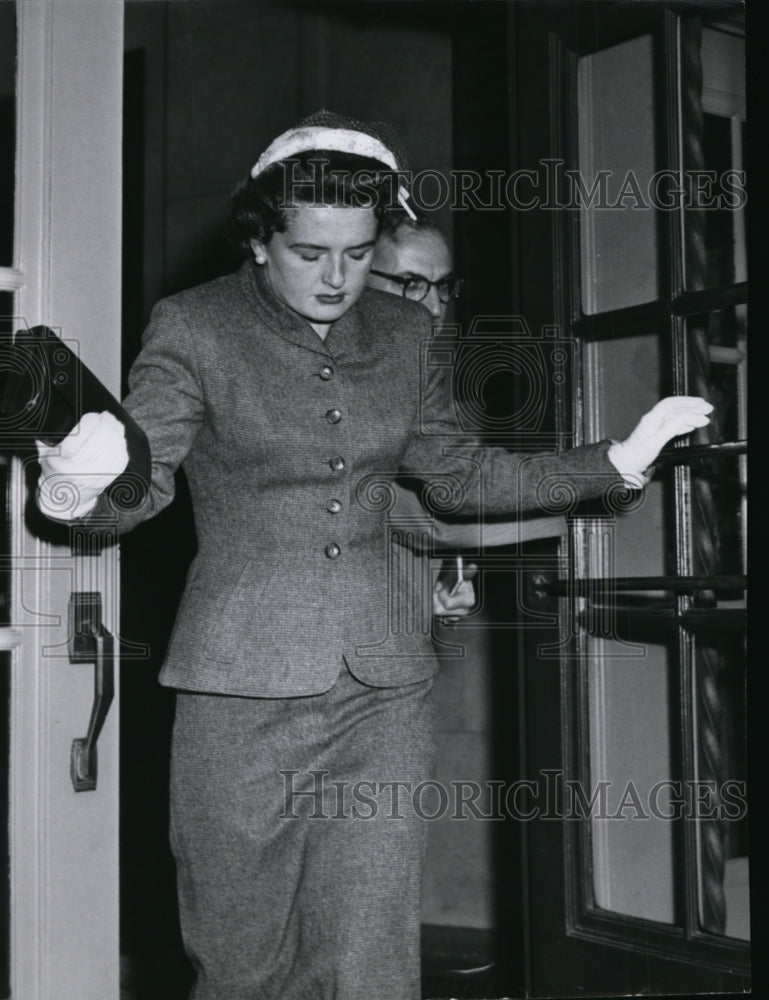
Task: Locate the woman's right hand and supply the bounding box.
[607,396,713,488]
[36,411,129,520]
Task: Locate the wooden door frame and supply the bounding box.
[8,4,124,998]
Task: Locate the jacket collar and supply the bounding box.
[239,260,365,358]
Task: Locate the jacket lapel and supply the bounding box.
[322,301,365,358]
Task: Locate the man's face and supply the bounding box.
[368,227,454,323]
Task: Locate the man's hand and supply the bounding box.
[433,559,478,623]
[608,396,713,487]
[36,411,129,520]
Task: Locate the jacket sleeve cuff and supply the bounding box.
[606,440,651,489]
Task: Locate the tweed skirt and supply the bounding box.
[169,663,436,1000]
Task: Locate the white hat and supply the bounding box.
[250,109,415,219]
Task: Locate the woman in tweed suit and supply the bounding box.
[36,111,712,1000]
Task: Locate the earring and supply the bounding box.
[254,250,266,265]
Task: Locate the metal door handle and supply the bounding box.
[535,574,746,596]
[68,592,115,792]
[655,439,746,465]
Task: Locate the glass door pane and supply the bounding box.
[577,33,659,314]
[693,629,748,940]
[686,22,746,292]
[582,324,678,924]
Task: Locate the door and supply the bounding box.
[513,2,749,995]
[0,3,123,998]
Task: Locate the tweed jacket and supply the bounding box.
[105,261,621,696]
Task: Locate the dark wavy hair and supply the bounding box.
[228,150,401,253]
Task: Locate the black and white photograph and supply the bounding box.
[0,1,756,998]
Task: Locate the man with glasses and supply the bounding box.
[368,211,461,325]
[368,210,476,622]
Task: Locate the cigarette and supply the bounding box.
[449,555,464,596]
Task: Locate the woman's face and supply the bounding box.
[251,205,379,334]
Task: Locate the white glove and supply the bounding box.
[608,396,713,488]
[36,411,129,520]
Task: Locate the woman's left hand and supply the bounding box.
[608,395,713,487]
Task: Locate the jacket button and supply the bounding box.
[319,365,334,380]
[326,408,342,424]
[330,456,345,471]
[326,498,342,514]
[325,543,341,559]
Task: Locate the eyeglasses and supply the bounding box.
[369,269,462,305]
